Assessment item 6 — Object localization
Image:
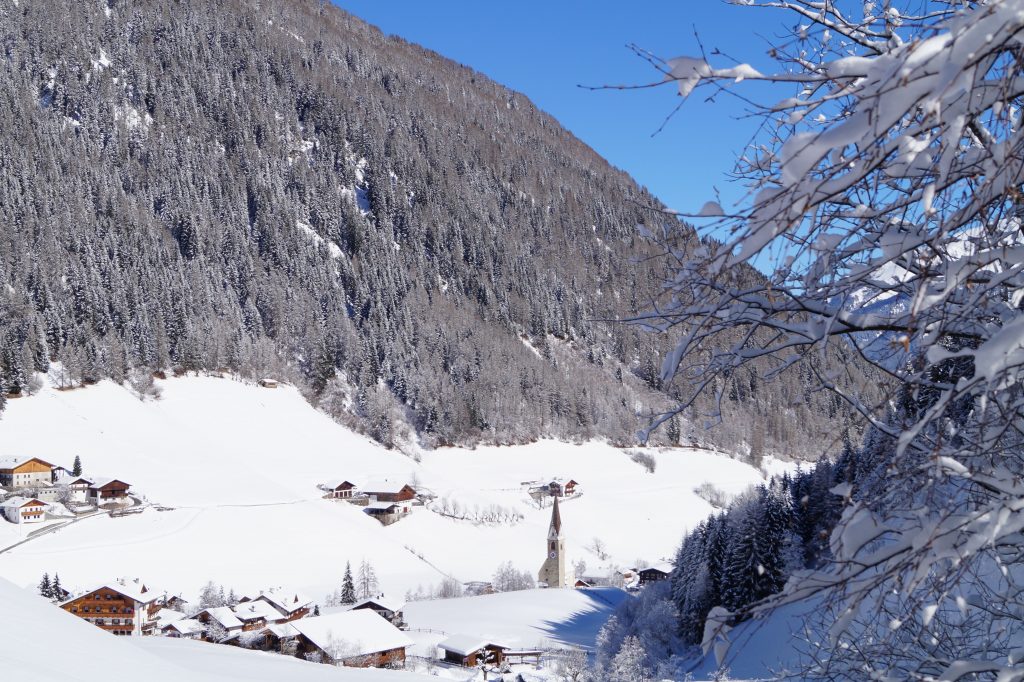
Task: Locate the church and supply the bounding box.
[538,496,567,588]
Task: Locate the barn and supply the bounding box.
[438,634,510,667]
[292,609,412,668]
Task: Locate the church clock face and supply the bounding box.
[549,551,557,559]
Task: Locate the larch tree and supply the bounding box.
[637,0,1024,678]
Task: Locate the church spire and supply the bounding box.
[549,494,562,536]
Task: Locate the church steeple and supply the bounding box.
[549,495,561,536]
[539,495,566,588]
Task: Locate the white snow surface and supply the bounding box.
[0,577,432,682]
[0,375,777,629]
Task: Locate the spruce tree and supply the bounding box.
[340,561,356,604]
[39,573,52,600]
[52,573,62,600]
[72,455,82,477]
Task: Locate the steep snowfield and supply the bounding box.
[0,577,431,682]
[0,375,779,615]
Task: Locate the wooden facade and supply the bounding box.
[328,481,357,499]
[61,588,143,636]
[0,457,54,488]
[637,567,670,586]
[363,484,415,502]
[89,479,131,503]
[440,643,508,667]
[295,635,407,668]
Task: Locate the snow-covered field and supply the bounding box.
[0,577,433,682]
[0,375,783,639]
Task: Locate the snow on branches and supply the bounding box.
[643,1,1024,679]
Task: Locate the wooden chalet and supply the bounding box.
[350,596,406,628]
[87,477,131,506]
[160,618,204,639]
[361,479,416,503]
[0,456,54,489]
[438,634,510,667]
[60,581,165,636]
[194,606,244,641]
[243,588,313,623]
[324,480,357,499]
[1,497,47,524]
[292,610,412,668]
[232,599,281,631]
[637,563,673,586]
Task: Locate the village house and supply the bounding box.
[60,580,166,636]
[363,500,412,525]
[636,562,673,586]
[50,465,73,482]
[291,609,412,668]
[0,456,54,489]
[350,596,406,628]
[361,479,416,503]
[1,497,47,524]
[87,477,131,507]
[160,618,204,639]
[194,606,244,641]
[232,599,281,631]
[438,634,510,667]
[52,474,93,504]
[547,479,579,497]
[323,480,358,499]
[258,622,301,654]
[241,588,313,623]
[26,482,61,504]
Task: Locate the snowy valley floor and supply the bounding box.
[0,375,796,678]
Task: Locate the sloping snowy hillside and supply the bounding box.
[0,577,431,682]
[0,375,780,610]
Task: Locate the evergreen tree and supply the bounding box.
[39,573,52,600]
[72,455,82,477]
[52,573,62,600]
[341,561,356,604]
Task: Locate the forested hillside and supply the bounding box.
[0,0,869,453]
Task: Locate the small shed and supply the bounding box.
[258,378,279,388]
[438,634,510,667]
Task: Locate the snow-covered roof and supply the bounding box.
[88,477,130,490]
[365,500,400,511]
[361,479,412,494]
[0,456,54,470]
[638,562,674,574]
[61,579,165,607]
[162,618,204,636]
[199,606,243,630]
[263,622,300,639]
[323,479,357,490]
[351,596,405,614]
[153,608,187,625]
[253,588,313,615]
[232,599,281,622]
[291,610,412,659]
[1,496,46,509]
[438,634,509,656]
[53,474,92,487]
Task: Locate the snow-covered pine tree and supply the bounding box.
[71,455,82,477]
[38,573,52,600]
[341,561,356,604]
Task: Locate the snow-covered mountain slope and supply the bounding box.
[0,375,781,609]
[0,577,431,682]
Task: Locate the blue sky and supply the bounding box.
[333,1,787,218]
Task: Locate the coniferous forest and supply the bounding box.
[0,0,873,455]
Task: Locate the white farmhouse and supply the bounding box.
[53,474,93,504]
[0,456,54,489]
[1,497,48,524]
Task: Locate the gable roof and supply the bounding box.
[162,618,204,636]
[88,477,130,490]
[198,606,244,630]
[53,474,93,487]
[0,456,54,471]
[291,610,412,659]
[638,562,674,574]
[438,634,510,656]
[351,596,405,614]
[324,479,357,490]
[60,579,164,607]
[263,622,300,639]
[253,588,313,615]
[232,599,281,622]
[361,479,413,495]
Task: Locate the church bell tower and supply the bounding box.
[538,495,566,588]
